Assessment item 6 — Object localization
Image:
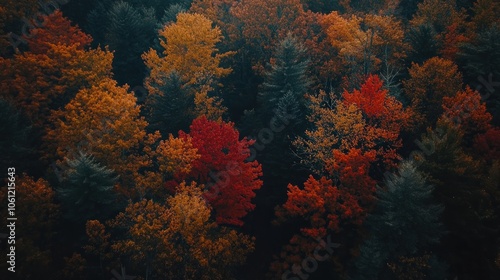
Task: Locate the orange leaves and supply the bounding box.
[295,75,408,175]
[86,181,254,279]
[143,13,232,91]
[323,12,407,75]
[45,78,147,173]
[156,134,200,177]
[0,33,113,127]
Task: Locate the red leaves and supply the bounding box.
[343,75,386,118]
[276,175,364,238]
[178,116,263,226]
[25,10,92,54]
[329,148,377,205]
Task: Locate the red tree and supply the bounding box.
[25,10,92,54]
[177,116,263,226]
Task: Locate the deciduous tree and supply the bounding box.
[143,12,233,92]
[177,116,263,226]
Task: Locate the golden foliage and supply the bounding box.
[143,13,233,92]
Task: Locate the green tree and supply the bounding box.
[0,98,38,178]
[57,151,119,224]
[355,161,445,280]
[145,71,195,136]
[406,24,440,65]
[259,33,311,122]
[458,25,500,124]
[88,1,157,86]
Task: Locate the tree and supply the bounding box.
[177,116,263,226]
[403,57,463,129]
[143,12,233,92]
[258,33,311,123]
[294,75,410,175]
[271,175,363,278]
[0,98,38,178]
[458,25,500,125]
[415,119,500,278]
[354,161,445,280]
[405,24,440,65]
[230,0,305,73]
[410,0,466,36]
[439,86,492,143]
[0,175,59,277]
[44,78,148,182]
[88,1,157,86]
[0,29,113,127]
[57,151,120,224]
[86,181,255,279]
[468,0,500,33]
[144,71,195,136]
[323,12,407,78]
[25,10,92,54]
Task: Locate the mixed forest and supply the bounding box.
[0,0,500,279]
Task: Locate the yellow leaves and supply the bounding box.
[143,13,233,92]
[323,11,407,73]
[156,135,200,176]
[194,90,227,121]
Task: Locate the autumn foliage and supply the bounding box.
[178,116,263,226]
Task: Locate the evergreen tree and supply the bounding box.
[145,71,195,136]
[88,1,157,86]
[161,4,187,25]
[258,33,311,124]
[0,98,38,178]
[57,151,119,224]
[458,25,500,124]
[354,161,445,280]
[406,24,440,65]
[251,34,310,181]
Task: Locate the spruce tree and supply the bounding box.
[0,98,38,178]
[57,151,119,224]
[88,1,157,86]
[458,25,500,124]
[145,71,195,136]
[406,24,440,65]
[354,161,445,280]
[259,33,311,124]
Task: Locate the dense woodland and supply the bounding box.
[0,0,499,279]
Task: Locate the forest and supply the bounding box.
[0,0,499,279]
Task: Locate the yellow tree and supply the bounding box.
[44,78,152,199]
[143,12,233,92]
[323,11,407,79]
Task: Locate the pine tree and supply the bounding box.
[0,98,37,178]
[259,33,311,122]
[406,24,440,65]
[145,71,195,136]
[88,1,157,86]
[354,161,445,280]
[57,151,119,224]
[458,25,500,124]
